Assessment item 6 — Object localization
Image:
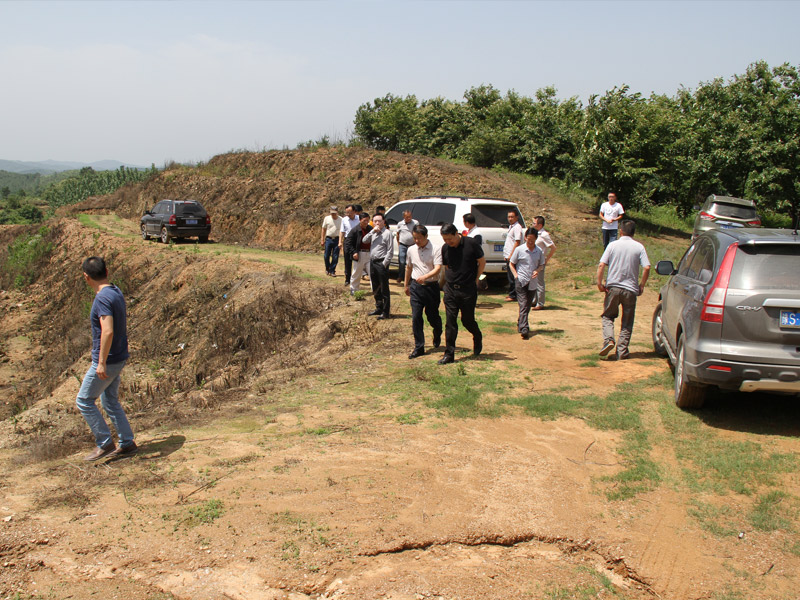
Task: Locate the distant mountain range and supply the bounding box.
[0,159,147,175]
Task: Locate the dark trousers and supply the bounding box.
[505,260,517,299]
[601,286,637,358]
[371,259,391,315]
[602,229,618,249]
[443,284,482,358]
[343,251,353,284]
[324,238,340,274]
[515,280,538,334]
[410,281,442,351]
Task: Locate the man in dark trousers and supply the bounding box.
[362,213,394,319]
[347,212,372,296]
[404,224,443,358]
[439,223,486,364]
[76,256,137,461]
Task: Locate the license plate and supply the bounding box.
[780,310,800,328]
[186,219,197,225]
[494,244,503,252]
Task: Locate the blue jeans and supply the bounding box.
[324,237,340,274]
[398,243,410,279]
[602,229,618,248]
[76,361,134,449]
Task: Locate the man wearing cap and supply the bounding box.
[321,206,343,277]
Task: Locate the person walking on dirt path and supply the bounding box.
[599,192,625,249]
[462,213,483,245]
[76,256,137,461]
[395,209,418,284]
[348,212,372,295]
[503,210,524,302]
[321,206,343,277]
[596,220,650,360]
[439,223,485,364]
[509,227,545,340]
[533,215,556,310]
[339,204,360,286]
[404,224,443,359]
[362,214,394,319]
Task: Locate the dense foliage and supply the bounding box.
[354,62,800,221]
[43,165,158,209]
[0,169,76,196]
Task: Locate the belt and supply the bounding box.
[412,279,436,286]
[326,236,336,240]
[399,243,411,247]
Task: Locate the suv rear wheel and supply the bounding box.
[675,337,706,409]
[160,226,171,244]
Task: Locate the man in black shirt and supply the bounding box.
[439,223,486,364]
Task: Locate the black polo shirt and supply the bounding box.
[442,235,484,289]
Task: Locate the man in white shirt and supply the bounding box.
[362,214,394,319]
[532,215,556,310]
[321,206,342,277]
[462,213,483,245]
[599,192,625,249]
[339,204,360,285]
[404,225,443,358]
[503,210,524,302]
[395,209,419,284]
[509,228,545,340]
[596,220,650,360]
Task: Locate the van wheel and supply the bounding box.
[652,302,668,357]
[160,227,171,244]
[675,337,706,409]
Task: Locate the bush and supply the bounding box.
[1,225,56,289]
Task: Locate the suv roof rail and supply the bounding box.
[409,195,514,202]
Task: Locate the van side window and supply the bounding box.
[384,204,408,226]
[429,203,456,226]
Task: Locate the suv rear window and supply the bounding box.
[471,205,521,228]
[176,202,207,217]
[730,245,800,290]
[712,202,757,220]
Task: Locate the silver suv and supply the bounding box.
[652,228,800,408]
[692,195,760,240]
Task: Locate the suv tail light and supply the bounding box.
[205,215,212,225]
[700,242,738,323]
[699,211,715,221]
[168,215,176,225]
[747,217,761,226]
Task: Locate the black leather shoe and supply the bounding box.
[377,314,390,320]
[473,337,483,356]
[368,310,381,316]
[432,333,441,348]
[521,332,529,340]
[408,349,425,359]
[84,443,116,462]
[438,354,455,365]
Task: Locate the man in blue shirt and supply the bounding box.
[76,256,137,461]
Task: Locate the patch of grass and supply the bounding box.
[186,499,224,526]
[1,224,56,289]
[396,412,422,425]
[536,327,565,338]
[502,393,578,420]
[688,499,739,537]
[404,361,509,418]
[489,322,517,335]
[749,491,794,532]
[77,213,103,230]
[577,352,600,367]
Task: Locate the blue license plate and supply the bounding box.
[186,219,197,225]
[494,244,503,252]
[780,310,800,328]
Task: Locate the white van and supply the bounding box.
[384,196,525,274]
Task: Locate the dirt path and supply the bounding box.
[2,216,799,600]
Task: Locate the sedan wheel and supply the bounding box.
[674,337,706,409]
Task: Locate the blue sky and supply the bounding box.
[1,0,798,166]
